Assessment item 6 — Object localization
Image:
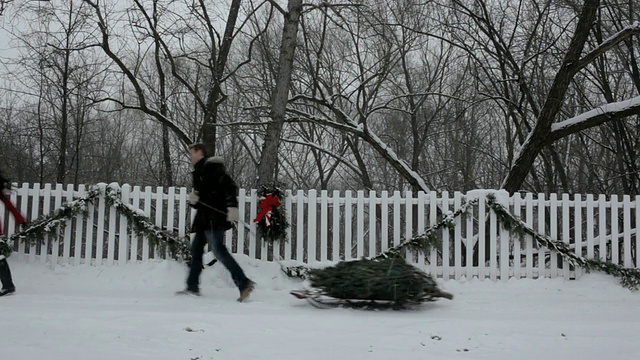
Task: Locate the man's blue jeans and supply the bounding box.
[186,229,249,292]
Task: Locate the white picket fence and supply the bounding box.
[1,183,639,280]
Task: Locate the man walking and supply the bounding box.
[0,170,27,297]
[178,144,255,302]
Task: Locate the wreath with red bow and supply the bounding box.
[253,184,288,242]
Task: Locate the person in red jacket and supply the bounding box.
[0,171,27,297]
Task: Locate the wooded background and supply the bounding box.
[0,0,638,195]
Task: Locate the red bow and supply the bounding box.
[0,193,27,236]
[253,194,281,227]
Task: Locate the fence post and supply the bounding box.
[118,184,131,266]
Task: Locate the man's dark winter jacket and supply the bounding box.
[190,157,239,232]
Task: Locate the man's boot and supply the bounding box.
[0,257,16,297]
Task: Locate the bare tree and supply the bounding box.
[255,0,303,187]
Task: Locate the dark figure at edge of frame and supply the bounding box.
[177,144,255,302]
[0,170,27,297]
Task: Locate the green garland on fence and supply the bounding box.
[281,198,477,279]
[102,185,191,261]
[255,184,289,243]
[0,184,190,261]
[0,187,101,257]
[486,193,640,290]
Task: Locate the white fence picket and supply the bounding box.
[562,193,570,279]
[356,190,364,258]
[525,193,534,278]
[130,186,141,262]
[598,194,607,261]
[166,187,176,260]
[622,195,631,268]
[285,190,293,261]
[29,183,40,263]
[331,190,340,261]
[320,190,328,262]
[18,183,29,255]
[417,191,425,269]
[537,194,546,278]
[41,184,52,264]
[478,195,486,280]
[454,192,462,279]
[442,191,450,279]
[586,194,595,259]
[369,190,377,258]
[73,185,85,266]
[344,191,352,260]
[380,191,389,253]
[513,193,522,279]
[636,195,640,268]
[574,194,582,278]
[430,191,438,276]
[237,190,246,256]
[393,191,401,248]
[465,192,474,279]
[118,185,130,266]
[63,184,74,264]
[142,187,152,262]
[549,193,558,278]
[95,186,106,266]
[611,195,619,265]
[308,189,317,263]
[154,187,164,260]
[295,190,304,261]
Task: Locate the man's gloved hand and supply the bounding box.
[188,191,199,205]
[227,207,239,222]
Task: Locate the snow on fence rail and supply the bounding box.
[1,183,639,280]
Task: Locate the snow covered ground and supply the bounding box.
[1,255,639,360]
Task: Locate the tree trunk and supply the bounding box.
[200,0,242,156]
[501,0,600,194]
[256,0,303,187]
